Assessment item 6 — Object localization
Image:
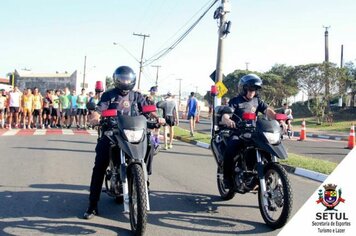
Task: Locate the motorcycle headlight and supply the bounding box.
[263,132,281,144]
[124,129,144,143]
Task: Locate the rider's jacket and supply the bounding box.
[97,88,146,116]
[228,95,268,123]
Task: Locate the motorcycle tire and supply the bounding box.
[129,164,148,236]
[216,166,235,200]
[258,163,293,229]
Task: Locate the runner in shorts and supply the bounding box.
[22,88,34,129]
[8,86,22,129]
[32,87,43,129]
[59,90,71,128]
[76,88,88,129]
[69,89,78,129]
[51,90,60,128]
[42,90,52,129]
[0,89,7,128]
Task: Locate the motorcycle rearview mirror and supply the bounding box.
[86,102,96,111]
[142,105,157,114]
[101,109,117,117]
[275,113,288,121]
[242,112,256,121]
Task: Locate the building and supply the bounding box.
[0,77,11,91]
[13,70,77,94]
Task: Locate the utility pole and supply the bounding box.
[214,0,231,106]
[323,26,331,113]
[83,55,87,89]
[176,78,183,112]
[245,62,249,71]
[340,44,344,68]
[151,65,161,86]
[133,33,150,90]
[323,26,330,62]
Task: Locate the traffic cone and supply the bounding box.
[298,119,306,141]
[346,124,355,149]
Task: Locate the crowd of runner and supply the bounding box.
[0,86,100,130]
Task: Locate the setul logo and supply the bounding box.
[316,184,345,211]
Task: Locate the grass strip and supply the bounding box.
[173,126,337,175]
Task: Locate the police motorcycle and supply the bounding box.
[87,102,159,236]
[210,105,293,229]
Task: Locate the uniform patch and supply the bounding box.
[123,101,130,108]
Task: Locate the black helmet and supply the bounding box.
[238,74,262,96]
[113,66,136,93]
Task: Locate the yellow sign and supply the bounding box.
[215,81,228,98]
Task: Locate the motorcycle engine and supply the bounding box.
[234,166,258,193]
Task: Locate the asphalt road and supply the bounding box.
[0,134,321,235]
[179,118,351,164]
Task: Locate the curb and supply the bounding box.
[288,131,348,141]
[174,135,327,183]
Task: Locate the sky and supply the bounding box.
[1,0,355,98]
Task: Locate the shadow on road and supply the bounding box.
[48,139,97,145]
[148,190,271,235]
[0,184,274,235]
[0,184,131,235]
[12,146,95,153]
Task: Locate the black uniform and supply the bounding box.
[88,88,150,204]
[223,95,268,181]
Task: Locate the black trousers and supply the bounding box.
[89,136,154,204]
[223,135,243,180]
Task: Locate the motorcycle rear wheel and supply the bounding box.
[216,166,235,200]
[258,163,293,229]
[129,164,148,236]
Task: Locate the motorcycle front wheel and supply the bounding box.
[129,164,148,236]
[258,163,293,229]
[216,166,235,200]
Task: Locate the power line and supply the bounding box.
[143,0,218,66]
[150,0,216,59]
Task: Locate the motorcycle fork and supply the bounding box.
[141,160,151,211]
[256,150,268,207]
[119,150,151,213]
[120,149,130,213]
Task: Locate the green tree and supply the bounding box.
[267,64,299,106]
[344,61,356,106]
[105,76,114,89]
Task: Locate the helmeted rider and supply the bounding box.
[221,74,281,188]
[84,66,162,219]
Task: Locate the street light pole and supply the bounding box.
[82,55,87,89]
[152,65,161,86]
[176,78,183,112]
[133,33,150,90]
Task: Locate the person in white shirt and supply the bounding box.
[8,86,22,129]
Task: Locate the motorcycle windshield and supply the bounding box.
[117,115,147,130]
[256,118,280,133]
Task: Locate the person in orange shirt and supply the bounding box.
[22,88,34,129]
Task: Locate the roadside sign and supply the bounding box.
[210,70,225,83]
[215,81,228,98]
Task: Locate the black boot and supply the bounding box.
[83,202,98,219]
